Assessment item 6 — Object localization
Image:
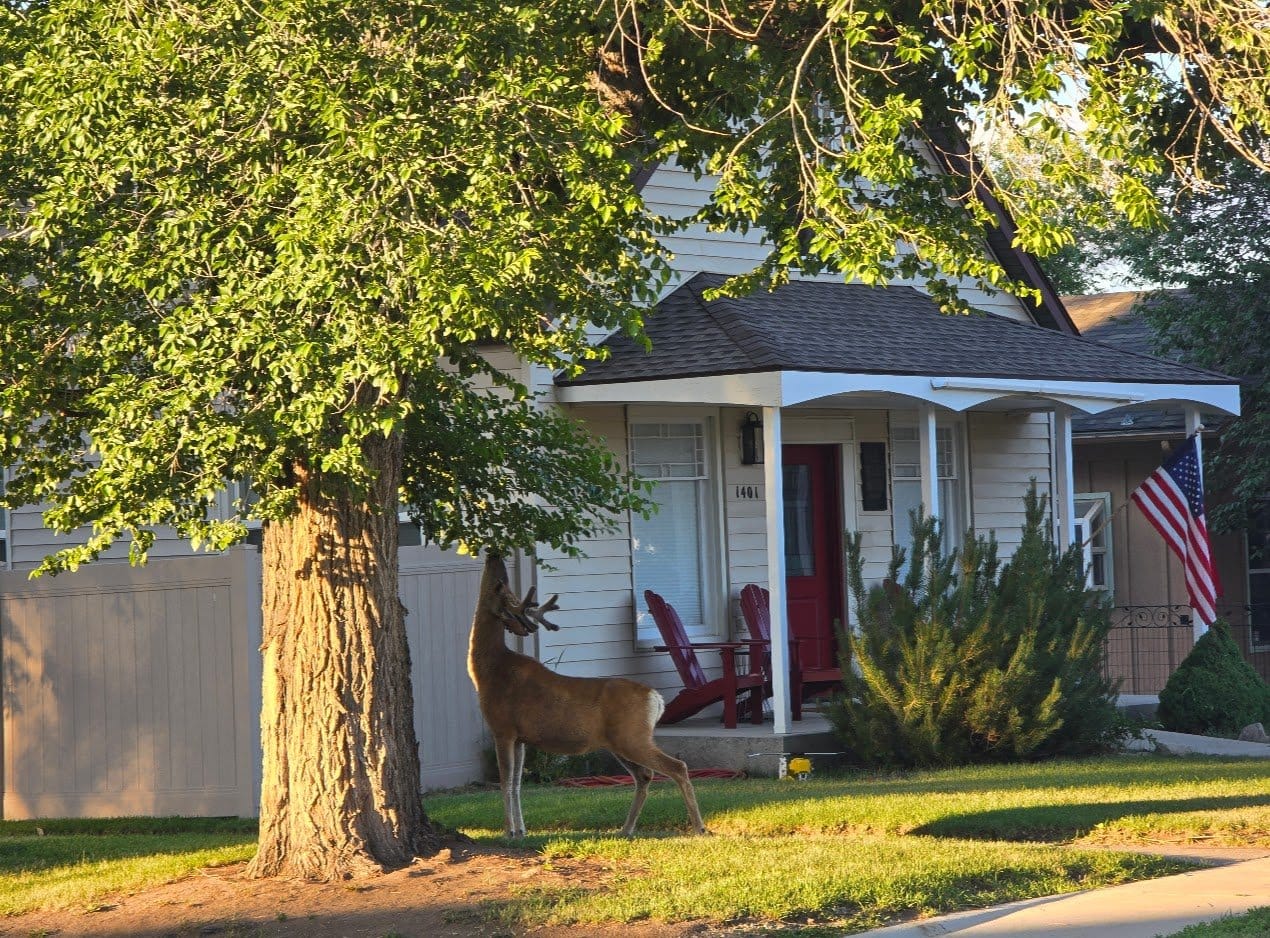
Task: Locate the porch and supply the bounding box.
[654,709,842,778]
[553,275,1241,737]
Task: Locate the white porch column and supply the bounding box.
[918,405,940,526]
[1185,405,1207,641]
[1054,405,1076,551]
[762,405,792,734]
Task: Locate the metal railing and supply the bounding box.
[1104,603,1270,694]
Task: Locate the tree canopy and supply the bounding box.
[3,1,1269,567]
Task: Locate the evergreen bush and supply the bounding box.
[1156,623,1270,736]
[825,487,1123,767]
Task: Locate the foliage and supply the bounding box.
[1157,622,1270,736]
[1125,160,1270,532]
[826,489,1121,767]
[1028,147,1269,529]
[3,1,1270,570]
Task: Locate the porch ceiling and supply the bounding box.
[555,274,1241,417]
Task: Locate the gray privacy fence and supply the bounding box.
[1104,603,1270,695]
[1,548,262,819]
[2,543,487,820]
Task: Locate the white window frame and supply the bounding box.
[1074,492,1114,593]
[628,410,725,647]
[889,415,969,556]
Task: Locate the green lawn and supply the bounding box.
[0,817,257,917]
[2,756,1267,935]
[428,755,1270,933]
[1164,908,1270,938]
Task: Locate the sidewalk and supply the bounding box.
[856,727,1270,937]
[853,856,1270,937]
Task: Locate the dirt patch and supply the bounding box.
[0,842,733,938]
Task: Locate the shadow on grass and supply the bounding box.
[0,832,256,874]
[911,793,1270,841]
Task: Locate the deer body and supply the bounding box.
[468,554,706,837]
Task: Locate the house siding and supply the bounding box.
[968,411,1053,560]
[533,405,688,699]
[642,161,1035,322]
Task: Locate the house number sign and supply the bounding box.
[734,485,761,500]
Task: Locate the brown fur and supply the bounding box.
[467,553,706,837]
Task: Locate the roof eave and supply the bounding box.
[556,369,1241,416]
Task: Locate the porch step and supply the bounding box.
[654,711,843,778]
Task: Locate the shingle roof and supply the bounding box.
[559,274,1233,388]
[1061,291,1226,435]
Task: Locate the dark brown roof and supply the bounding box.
[559,275,1233,388]
[1062,291,1224,435]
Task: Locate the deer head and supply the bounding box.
[480,552,561,636]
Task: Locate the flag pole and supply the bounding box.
[1184,407,1206,642]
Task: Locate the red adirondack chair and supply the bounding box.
[644,589,768,728]
[739,583,843,721]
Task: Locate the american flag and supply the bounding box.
[1130,435,1221,627]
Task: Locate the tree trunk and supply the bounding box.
[247,433,438,880]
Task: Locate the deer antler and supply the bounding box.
[521,593,561,632]
[496,584,561,633]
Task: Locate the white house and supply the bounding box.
[0,160,1241,819]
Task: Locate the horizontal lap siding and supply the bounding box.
[968,412,1053,560]
[641,163,1033,321]
[534,407,686,699]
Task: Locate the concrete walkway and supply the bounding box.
[854,728,1270,937]
[853,857,1270,937]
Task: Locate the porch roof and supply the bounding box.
[555,275,1241,416]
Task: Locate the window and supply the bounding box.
[630,419,721,643]
[890,419,967,558]
[1074,493,1113,592]
[1249,501,1270,647]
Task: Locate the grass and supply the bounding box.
[0,817,257,917]
[1164,908,1270,937]
[2,756,1266,933]
[427,755,1270,933]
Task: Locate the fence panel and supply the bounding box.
[1104,603,1269,695]
[1,549,261,819]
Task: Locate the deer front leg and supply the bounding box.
[509,741,527,837]
[493,736,524,838]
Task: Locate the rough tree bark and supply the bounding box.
[247,432,438,880]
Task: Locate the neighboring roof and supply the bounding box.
[559,274,1232,389]
[1062,290,1225,436]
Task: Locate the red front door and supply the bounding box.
[782,445,843,670]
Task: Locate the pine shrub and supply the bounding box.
[1156,623,1270,736]
[825,487,1122,767]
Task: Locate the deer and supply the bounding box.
[467,552,707,838]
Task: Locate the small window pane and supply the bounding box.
[783,465,815,577]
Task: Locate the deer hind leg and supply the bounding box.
[611,754,655,837]
[493,737,526,838]
[641,748,707,835]
[613,746,707,836]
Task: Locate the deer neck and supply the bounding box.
[469,552,518,685]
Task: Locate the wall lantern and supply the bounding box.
[740,411,764,466]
